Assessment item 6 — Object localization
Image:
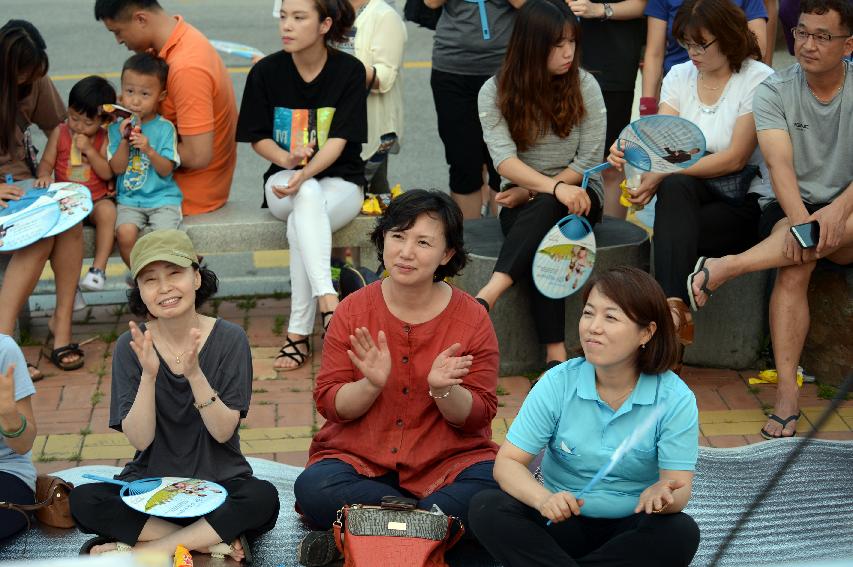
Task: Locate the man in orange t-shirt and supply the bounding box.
[95,0,237,215]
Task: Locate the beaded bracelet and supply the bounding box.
[0,414,27,438]
[428,386,454,399]
[194,391,219,410]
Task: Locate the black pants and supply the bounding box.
[70,476,279,545]
[469,489,700,567]
[653,174,761,302]
[495,191,602,344]
[0,472,34,541]
[601,90,635,156]
[430,69,500,195]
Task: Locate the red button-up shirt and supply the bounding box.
[308,282,499,498]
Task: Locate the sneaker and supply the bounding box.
[298,530,341,566]
[73,288,87,311]
[79,267,106,291]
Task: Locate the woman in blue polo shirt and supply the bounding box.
[469,266,700,566]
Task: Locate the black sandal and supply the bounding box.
[27,362,44,382]
[321,311,334,337]
[45,343,85,371]
[274,336,311,372]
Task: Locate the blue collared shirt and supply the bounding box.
[506,357,699,519]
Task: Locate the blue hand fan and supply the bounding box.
[0,190,61,252]
[617,115,706,173]
[83,474,228,519]
[210,40,264,60]
[532,214,596,299]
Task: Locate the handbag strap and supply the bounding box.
[333,522,345,554]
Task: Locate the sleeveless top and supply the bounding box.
[54,123,110,201]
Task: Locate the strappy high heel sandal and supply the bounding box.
[321,311,334,338]
[274,336,311,372]
[667,298,694,375]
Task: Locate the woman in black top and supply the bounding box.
[70,230,278,562]
[237,0,368,373]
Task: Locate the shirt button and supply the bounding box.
[391,447,398,454]
[402,387,409,395]
[403,325,410,333]
[396,419,403,427]
[402,356,409,363]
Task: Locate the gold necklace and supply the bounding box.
[598,384,636,408]
[155,315,200,366]
[699,72,726,91]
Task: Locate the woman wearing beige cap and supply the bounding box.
[70,230,278,563]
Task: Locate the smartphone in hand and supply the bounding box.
[790,221,819,249]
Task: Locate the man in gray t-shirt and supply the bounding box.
[687,0,853,440]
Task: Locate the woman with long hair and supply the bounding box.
[0,20,85,375]
[470,267,700,567]
[475,0,607,369]
[609,0,774,373]
[237,0,367,373]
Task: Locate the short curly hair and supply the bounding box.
[126,263,219,318]
[370,189,468,281]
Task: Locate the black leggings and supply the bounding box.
[469,489,700,567]
[495,191,602,344]
[653,174,761,302]
[70,476,279,545]
[0,472,35,541]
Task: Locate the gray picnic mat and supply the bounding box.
[2,441,852,566]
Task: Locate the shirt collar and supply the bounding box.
[576,359,658,406]
[158,15,187,60]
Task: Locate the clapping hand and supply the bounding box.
[347,327,392,390]
[427,343,472,396]
[272,169,307,198]
[128,321,160,379]
[537,491,585,523]
[180,327,203,379]
[634,478,685,514]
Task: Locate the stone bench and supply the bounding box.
[454,216,651,375]
[1,202,378,335]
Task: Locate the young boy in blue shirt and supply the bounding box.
[108,53,182,266]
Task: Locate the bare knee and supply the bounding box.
[774,262,815,293]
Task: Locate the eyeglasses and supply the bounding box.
[677,38,718,55]
[791,27,852,45]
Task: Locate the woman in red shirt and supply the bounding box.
[294,189,500,565]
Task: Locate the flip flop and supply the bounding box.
[760,411,801,440]
[686,256,714,311]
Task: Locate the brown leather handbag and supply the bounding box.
[0,474,75,529]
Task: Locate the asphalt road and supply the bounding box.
[7,0,446,202]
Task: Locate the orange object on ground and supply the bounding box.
[174,544,193,567]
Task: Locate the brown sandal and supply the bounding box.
[667,298,694,374]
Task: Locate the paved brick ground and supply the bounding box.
[22,297,852,475]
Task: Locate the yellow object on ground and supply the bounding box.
[748,368,804,388]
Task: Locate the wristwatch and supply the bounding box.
[602,3,613,20]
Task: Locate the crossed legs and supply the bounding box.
[689,214,853,437]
